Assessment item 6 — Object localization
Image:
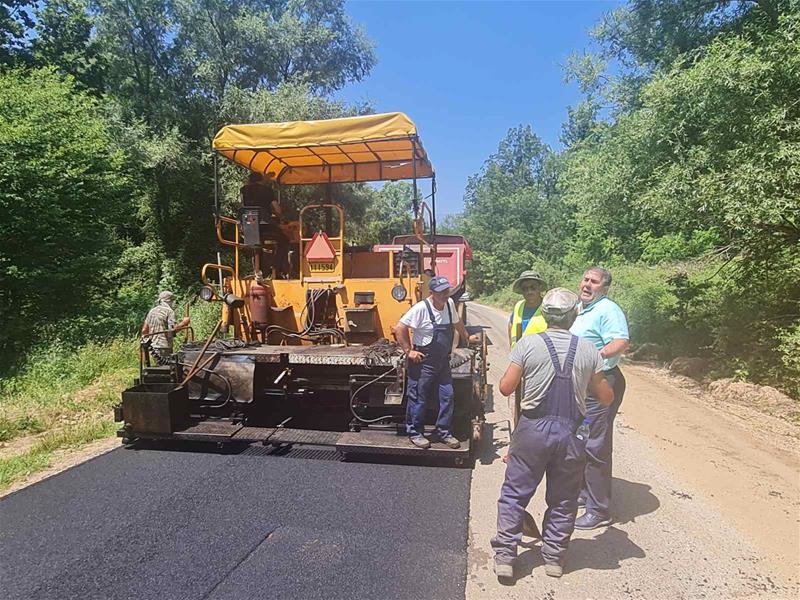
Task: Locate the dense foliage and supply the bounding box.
[0,69,138,357]
[0,0,379,365]
[460,1,799,398]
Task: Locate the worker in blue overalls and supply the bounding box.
[395,276,479,449]
[491,288,614,580]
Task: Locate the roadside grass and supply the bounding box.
[0,339,138,490]
[0,419,119,490]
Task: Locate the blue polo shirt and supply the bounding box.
[570,296,629,371]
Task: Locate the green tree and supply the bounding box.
[461,126,573,295]
[32,0,106,91]
[349,182,415,245]
[0,1,33,65]
[0,69,134,357]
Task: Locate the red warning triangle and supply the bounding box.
[305,231,336,262]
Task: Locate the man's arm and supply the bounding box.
[601,338,629,359]
[141,321,150,337]
[394,322,424,363]
[174,317,191,332]
[499,362,524,397]
[600,305,630,359]
[588,372,614,406]
[454,319,480,347]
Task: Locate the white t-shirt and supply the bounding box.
[399,298,460,347]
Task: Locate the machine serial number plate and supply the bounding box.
[309,262,335,272]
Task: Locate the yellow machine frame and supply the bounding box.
[204,112,438,344]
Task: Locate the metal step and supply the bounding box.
[171,420,243,442]
[268,428,342,446]
[337,430,470,458]
[139,421,471,462]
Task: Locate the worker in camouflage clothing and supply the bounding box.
[141,291,191,366]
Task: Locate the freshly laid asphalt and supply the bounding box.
[0,443,471,600]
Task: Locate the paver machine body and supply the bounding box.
[117,113,487,463]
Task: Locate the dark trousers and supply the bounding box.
[582,367,626,518]
[492,416,586,565]
[405,359,454,437]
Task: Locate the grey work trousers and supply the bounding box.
[582,366,626,518]
[492,416,586,565]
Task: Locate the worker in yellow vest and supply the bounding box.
[508,270,547,346]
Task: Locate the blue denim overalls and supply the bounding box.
[405,299,455,439]
[492,332,588,566]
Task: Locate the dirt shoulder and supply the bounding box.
[621,362,800,583]
[467,302,799,598]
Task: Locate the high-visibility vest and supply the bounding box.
[511,300,547,346]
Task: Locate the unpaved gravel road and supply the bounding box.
[465,302,800,600]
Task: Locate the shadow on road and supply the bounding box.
[513,526,646,579]
[612,477,660,524]
[494,476,657,583]
[478,423,507,466]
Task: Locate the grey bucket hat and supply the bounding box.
[157,290,175,303]
[512,270,546,294]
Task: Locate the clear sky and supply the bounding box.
[337,0,621,216]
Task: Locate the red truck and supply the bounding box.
[372,234,473,319]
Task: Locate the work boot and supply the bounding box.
[493,559,514,580]
[544,563,563,578]
[574,512,612,530]
[409,435,431,449]
[440,435,461,449]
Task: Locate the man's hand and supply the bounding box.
[407,350,425,363]
[468,333,481,346]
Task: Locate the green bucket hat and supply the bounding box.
[512,270,546,294]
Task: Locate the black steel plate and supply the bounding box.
[172,421,243,442]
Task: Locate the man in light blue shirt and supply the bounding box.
[569,267,630,529]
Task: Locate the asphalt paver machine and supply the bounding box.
[117,113,487,464]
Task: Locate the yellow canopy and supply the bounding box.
[212,112,434,185]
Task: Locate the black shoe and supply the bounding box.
[577,495,586,508]
[574,512,613,530]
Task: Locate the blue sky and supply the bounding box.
[337,0,621,216]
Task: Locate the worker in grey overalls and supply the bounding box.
[395,276,478,449]
[491,288,614,579]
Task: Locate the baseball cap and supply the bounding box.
[428,276,451,292]
[541,287,580,315]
